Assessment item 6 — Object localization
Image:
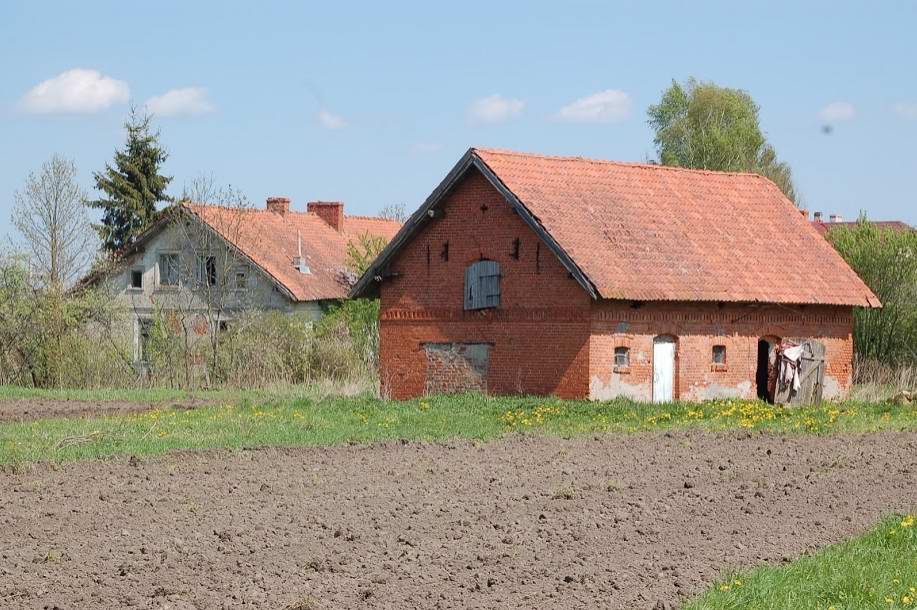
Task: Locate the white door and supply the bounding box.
[653,337,675,403]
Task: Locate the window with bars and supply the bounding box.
[464,260,501,310]
[614,347,630,368]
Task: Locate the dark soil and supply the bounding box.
[1,431,915,609]
[0,399,210,423]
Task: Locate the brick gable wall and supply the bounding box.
[379,169,591,399]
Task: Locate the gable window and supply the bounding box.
[464,260,501,310]
[234,264,250,290]
[158,253,180,287]
[197,255,217,286]
[614,347,630,369]
[129,269,143,290]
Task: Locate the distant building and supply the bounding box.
[82,198,400,363]
[809,211,912,237]
[353,148,879,402]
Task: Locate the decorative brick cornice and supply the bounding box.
[381,306,852,326]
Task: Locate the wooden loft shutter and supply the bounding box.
[464,264,475,310]
[464,260,501,310]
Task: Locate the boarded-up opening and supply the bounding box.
[423,343,492,395]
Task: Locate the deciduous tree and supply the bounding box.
[648,78,798,203]
[10,155,96,290]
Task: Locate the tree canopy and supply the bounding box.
[11,155,96,290]
[88,109,172,252]
[647,78,797,203]
[828,219,917,366]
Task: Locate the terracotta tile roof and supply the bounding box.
[184,204,400,301]
[473,148,879,307]
[812,220,912,237]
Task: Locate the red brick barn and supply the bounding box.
[351,148,879,402]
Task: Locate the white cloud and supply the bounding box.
[318,109,346,130]
[818,101,855,123]
[19,68,129,114]
[557,89,632,123]
[144,87,214,117]
[894,102,917,120]
[466,95,525,126]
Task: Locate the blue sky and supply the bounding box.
[2,0,916,240]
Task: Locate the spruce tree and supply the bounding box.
[89,108,172,252]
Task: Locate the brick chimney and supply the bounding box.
[308,201,344,232]
[813,211,823,222]
[266,197,291,216]
[829,214,843,223]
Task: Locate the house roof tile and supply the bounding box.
[185,204,400,301]
[473,148,878,306]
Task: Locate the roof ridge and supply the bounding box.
[345,214,400,222]
[188,203,316,215]
[472,147,768,179]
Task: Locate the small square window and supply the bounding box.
[234,265,249,290]
[712,345,727,365]
[614,346,630,368]
[130,269,143,289]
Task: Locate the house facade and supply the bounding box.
[84,198,400,363]
[352,148,879,402]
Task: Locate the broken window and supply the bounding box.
[158,253,180,286]
[712,345,727,365]
[614,347,630,369]
[197,255,217,286]
[130,269,143,290]
[464,260,501,310]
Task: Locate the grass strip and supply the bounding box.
[1,394,916,464]
[684,514,917,610]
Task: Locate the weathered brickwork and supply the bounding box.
[378,168,857,401]
[423,343,491,395]
[589,301,854,401]
[379,170,590,399]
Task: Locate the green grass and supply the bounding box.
[684,514,917,610]
[1,394,916,464]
